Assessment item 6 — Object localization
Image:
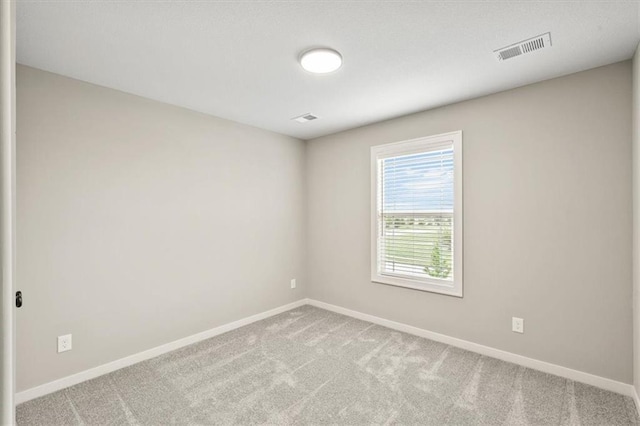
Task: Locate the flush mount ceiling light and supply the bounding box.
[299,48,342,74]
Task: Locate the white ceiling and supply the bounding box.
[16,1,640,140]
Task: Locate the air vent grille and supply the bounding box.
[292,113,319,123]
[495,32,551,61]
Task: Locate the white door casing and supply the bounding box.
[1,0,16,424]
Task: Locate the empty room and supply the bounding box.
[2,0,640,425]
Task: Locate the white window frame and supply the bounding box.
[370,131,463,297]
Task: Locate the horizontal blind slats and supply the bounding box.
[378,145,454,281]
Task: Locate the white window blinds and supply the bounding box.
[378,145,454,280]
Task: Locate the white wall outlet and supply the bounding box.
[512,317,524,334]
[58,334,72,353]
[290,278,296,289]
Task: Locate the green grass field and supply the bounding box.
[381,215,453,278]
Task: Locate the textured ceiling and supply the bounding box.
[16,1,640,140]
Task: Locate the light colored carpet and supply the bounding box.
[17,305,640,425]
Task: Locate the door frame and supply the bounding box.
[1,0,16,424]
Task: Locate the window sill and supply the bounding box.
[371,273,463,298]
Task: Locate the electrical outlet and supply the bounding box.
[512,317,524,334]
[290,279,296,289]
[58,334,72,353]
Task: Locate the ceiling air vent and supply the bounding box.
[292,113,319,123]
[495,32,552,61]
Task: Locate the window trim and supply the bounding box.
[370,131,463,297]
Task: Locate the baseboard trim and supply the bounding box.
[15,298,308,404]
[307,298,636,398]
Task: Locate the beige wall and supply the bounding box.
[16,65,307,391]
[306,61,633,383]
[633,44,640,395]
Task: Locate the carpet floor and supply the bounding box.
[16,305,640,425]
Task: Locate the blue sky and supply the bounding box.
[382,149,454,212]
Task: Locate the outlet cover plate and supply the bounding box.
[58,334,72,353]
[512,317,524,334]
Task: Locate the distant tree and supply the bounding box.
[425,240,451,279]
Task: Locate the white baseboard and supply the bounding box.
[15,298,308,404]
[307,299,637,399]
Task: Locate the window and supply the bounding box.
[371,131,463,297]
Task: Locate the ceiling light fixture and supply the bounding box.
[300,48,342,74]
